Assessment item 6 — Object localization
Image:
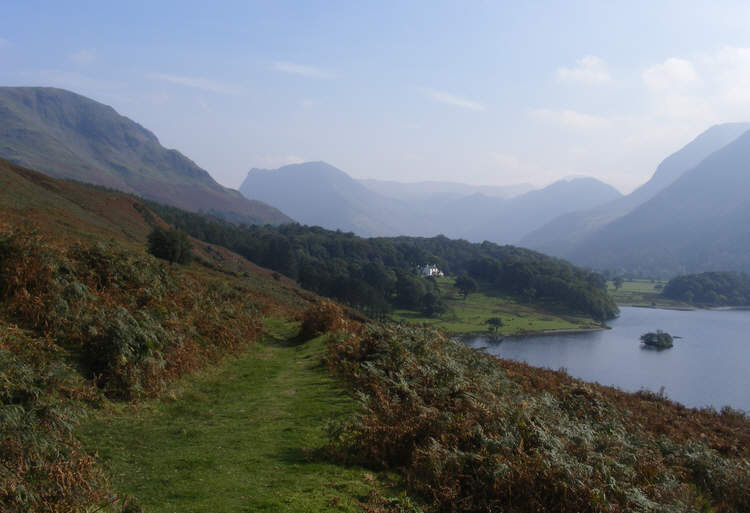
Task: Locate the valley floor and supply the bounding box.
[391,277,602,336]
[80,319,399,512]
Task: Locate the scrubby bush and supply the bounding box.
[0,227,262,399]
[147,226,193,264]
[1,327,108,513]
[299,300,348,340]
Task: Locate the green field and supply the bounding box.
[607,278,690,308]
[80,319,400,512]
[391,277,602,336]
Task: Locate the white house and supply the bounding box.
[419,264,444,277]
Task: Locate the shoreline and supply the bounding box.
[454,325,608,340]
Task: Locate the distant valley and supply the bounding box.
[240,161,622,242]
[4,86,750,278]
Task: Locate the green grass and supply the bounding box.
[80,319,397,512]
[607,279,690,308]
[391,277,602,336]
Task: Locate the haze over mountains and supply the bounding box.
[240,162,621,242]
[0,87,290,225]
[4,86,750,277]
[522,122,750,275]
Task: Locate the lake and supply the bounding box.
[464,306,750,412]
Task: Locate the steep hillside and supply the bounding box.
[569,129,750,275]
[521,122,750,256]
[240,161,620,243]
[0,87,291,225]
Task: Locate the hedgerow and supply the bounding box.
[327,323,750,512]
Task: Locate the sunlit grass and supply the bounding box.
[80,319,397,512]
[391,277,601,335]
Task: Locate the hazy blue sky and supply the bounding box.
[3,1,750,192]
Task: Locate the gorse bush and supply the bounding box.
[326,323,750,512]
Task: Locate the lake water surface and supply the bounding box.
[464,306,750,412]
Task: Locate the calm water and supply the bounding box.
[464,306,750,412]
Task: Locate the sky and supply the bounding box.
[3,1,750,193]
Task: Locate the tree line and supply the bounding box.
[662,271,750,306]
[142,201,618,321]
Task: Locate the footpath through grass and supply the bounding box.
[80,319,396,512]
[391,277,601,336]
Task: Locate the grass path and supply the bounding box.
[80,320,392,512]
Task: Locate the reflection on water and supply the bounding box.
[464,306,750,411]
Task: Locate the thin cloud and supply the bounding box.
[424,88,484,111]
[148,73,244,95]
[70,49,96,65]
[273,61,334,79]
[642,58,699,90]
[557,56,611,85]
[0,37,9,49]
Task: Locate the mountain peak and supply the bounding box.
[0,86,291,225]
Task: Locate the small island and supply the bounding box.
[640,330,674,349]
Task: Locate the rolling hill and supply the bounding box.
[521,122,750,257]
[0,86,291,225]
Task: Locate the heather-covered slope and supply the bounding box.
[0,87,291,225]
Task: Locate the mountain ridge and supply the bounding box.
[0,86,292,226]
[520,122,750,257]
[239,161,621,243]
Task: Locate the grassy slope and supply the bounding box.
[392,277,601,335]
[607,279,690,308]
[1,164,395,510]
[0,88,291,225]
[80,320,394,512]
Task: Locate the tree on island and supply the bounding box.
[614,276,624,290]
[640,330,673,349]
[486,317,504,334]
[455,273,478,298]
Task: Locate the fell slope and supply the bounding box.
[521,122,750,257]
[0,87,291,225]
[570,128,750,274]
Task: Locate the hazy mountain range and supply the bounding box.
[0,87,290,225]
[4,86,750,276]
[240,162,621,241]
[521,122,750,275]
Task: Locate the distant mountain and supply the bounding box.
[569,128,750,275]
[239,161,620,243]
[0,87,291,225]
[240,162,432,236]
[358,178,533,201]
[521,122,750,256]
[459,177,622,243]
